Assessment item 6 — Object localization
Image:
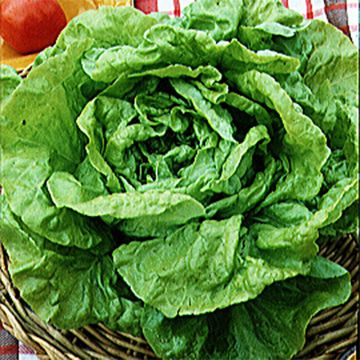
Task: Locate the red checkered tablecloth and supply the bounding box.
[0,0,358,359]
[0,323,36,359]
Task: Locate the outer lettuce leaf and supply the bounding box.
[0,41,110,249]
[34,6,158,65]
[142,306,208,360]
[141,257,350,360]
[244,19,358,178]
[281,21,358,165]
[0,197,143,334]
[251,176,358,268]
[114,215,306,318]
[0,65,22,107]
[320,202,359,239]
[289,20,360,237]
[294,21,358,183]
[57,7,157,49]
[317,178,358,229]
[300,21,358,107]
[201,256,351,360]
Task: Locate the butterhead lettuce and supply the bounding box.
[0,0,358,359]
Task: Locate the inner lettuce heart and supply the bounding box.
[0,0,358,359]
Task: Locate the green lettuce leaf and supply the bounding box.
[180,0,243,41]
[228,70,330,205]
[142,306,208,359]
[0,41,110,249]
[34,6,158,65]
[83,24,221,83]
[222,39,300,75]
[0,196,143,334]
[114,215,307,318]
[47,171,205,225]
[0,65,22,107]
[201,256,351,360]
[170,78,235,142]
[181,0,302,41]
[141,256,350,360]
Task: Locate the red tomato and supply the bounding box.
[0,0,67,54]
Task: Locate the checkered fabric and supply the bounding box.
[0,323,35,360]
[0,0,358,358]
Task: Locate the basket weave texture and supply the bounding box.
[0,235,358,360]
